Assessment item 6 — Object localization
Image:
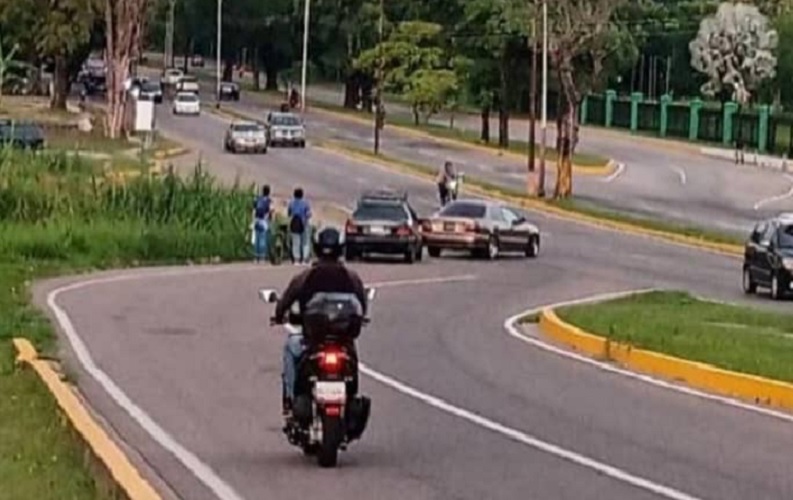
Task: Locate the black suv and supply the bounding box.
[743,214,793,300]
[344,190,424,263]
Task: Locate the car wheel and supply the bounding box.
[428,246,441,258]
[300,141,306,148]
[415,244,423,262]
[404,247,416,264]
[742,266,757,294]
[485,235,500,260]
[525,235,540,258]
[770,273,784,300]
[345,248,358,261]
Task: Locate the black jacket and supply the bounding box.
[274,260,367,324]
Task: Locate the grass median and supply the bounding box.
[555,291,793,383]
[0,148,258,498]
[320,141,744,249]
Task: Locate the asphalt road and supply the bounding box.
[34,100,793,499]
[184,68,793,236]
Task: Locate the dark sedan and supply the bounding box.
[422,199,540,259]
[218,81,240,101]
[743,213,793,300]
[344,191,424,263]
[0,120,45,150]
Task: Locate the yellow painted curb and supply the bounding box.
[152,146,188,160]
[316,141,743,258]
[537,309,793,412]
[308,105,613,175]
[12,338,161,500]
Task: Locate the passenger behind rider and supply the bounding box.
[436,160,457,206]
[272,227,368,415]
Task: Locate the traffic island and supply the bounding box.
[537,290,793,411]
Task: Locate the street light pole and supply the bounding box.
[216,0,222,107]
[373,0,384,154]
[300,0,311,111]
[528,17,537,181]
[164,0,176,69]
[538,0,548,197]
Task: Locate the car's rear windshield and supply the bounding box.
[439,202,486,218]
[779,224,793,248]
[141,82,160,91]
[180,76,197,82]
[271,115,300,126]
[232,124,263,132]
[176,93,197,101]
[353,202,407,221]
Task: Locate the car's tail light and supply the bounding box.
[318,349,346,374]
[394,224,412,236]
[464,221,478,232]
[345,219,359,234]
[421,220,432,232]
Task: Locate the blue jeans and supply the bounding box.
[290,229,310,263]
[282,333,304,400]
[253,219,269,260]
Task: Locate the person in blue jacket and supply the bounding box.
[252,185,273,262]
[287,187,312,264]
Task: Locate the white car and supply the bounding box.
[162,68,184,86]
[172,92,200,115]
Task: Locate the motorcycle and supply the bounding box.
[258,286,376,467]
[442,172,464,206]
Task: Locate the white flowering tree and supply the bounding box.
[689,2,778,104]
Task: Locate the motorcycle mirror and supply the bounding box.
[258,288,279,303]
[366,287,377,301]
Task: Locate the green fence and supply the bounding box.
[581,92,785,154]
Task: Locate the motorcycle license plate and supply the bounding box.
[315,381,346,403]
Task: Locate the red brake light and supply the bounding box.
[318,349,345,374]
[421,221,432,232]
[464,221,477,232]
[394,224,412,236]
[345,219,358,234]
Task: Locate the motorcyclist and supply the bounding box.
[436,160,457,206]
[272,227,368,415]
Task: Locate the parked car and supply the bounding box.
[0,120,45,150]
[162,68,184,86]
[176,75,199,94]
[224,121,268,153]
[265,111,305,147]
[344,190,424,263]
[218,81,240,101]
[743,213,793,300]
[191,55,205,67]
[421,199,540,260]
[172,92,201,115]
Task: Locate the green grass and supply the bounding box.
[0,149,265,497]
[555,291,793,383]
[324,142,744,248]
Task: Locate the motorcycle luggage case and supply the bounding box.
[302,292,364,341]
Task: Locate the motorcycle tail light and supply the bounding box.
[318,349,345,374]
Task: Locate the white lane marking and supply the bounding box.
[671,166,687,185]
[601,162,626,183]
[358,364,701,500]
[47,268,478,499]
[503,290,793,424]
[753,175,793,210]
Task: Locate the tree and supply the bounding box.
[0,40,22,103]
[546,0,626,198]
[775,8,793,106]
[689,2,778,105]
[104,0,150,138]
[0,0,100,110]
[354,21,458,122]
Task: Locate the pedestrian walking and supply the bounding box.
[287,187,312,264]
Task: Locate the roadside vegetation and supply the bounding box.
[0,148,254,498]
[555,291,793,383]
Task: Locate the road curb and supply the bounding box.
[152,147,188,160]
[306,105,614,175]
[12,338,161,500]
[536,307,793,413]
[316,141,743,258]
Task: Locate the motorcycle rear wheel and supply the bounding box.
[317,414,343,467]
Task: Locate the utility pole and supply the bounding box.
[216,0,222,107]
[300,0,311,111]
[528,17,537,182]
[164,0,176,69]
[373,0,384,155]
[538,0,548,197]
